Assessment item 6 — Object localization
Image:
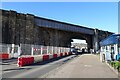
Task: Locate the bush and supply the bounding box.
[109,61,120,72]
[114,61,120,71]
[110,61,114,67]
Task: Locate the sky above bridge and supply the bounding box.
[1,2,118,43]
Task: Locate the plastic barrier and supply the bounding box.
[17,57,34,67]
[49,54,53,59]
[17,52,71,67]
[53,54,58,58]
[17,57,25,67]
[66,52,69,55]
[60,53,63,57]
[34,55,43,63]
[57,53,60,57]
[62,52,65,56]
[43,54,49,61]
[0,53,9,59]
[65,52,68,56]
[68,52,72,55]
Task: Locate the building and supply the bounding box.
[100,34,120,62]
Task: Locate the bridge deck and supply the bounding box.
[35,17,94,35]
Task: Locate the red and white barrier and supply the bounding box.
[43,54,49,61]
[53,54,58,58]
[60,53,63,57]
[0,53,10,59]
[17,56,34,67]
[34,55,43,63]
[17,52,71,67]
[68,52,72,55]
[49,54,53,59]
[64,52,68,56]
[57,53,60,57]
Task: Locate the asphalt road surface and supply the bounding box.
[2,55,77,78]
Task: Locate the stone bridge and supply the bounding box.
[1,9,113,52]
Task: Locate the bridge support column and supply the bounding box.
[93,29,99,53]
[87,39,93,53]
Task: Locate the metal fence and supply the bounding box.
[0,44,19,53]
[0,44,20,58]
[0,44,71,58]
[0,44,8,53]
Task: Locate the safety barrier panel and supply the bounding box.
[34,55,43,63]
[17,52,71,67]
[14,44,71,67]
[68,52,72,55]
[49,54,53,59]
[65,52,68,56]
[0,44,21,59]
[57,53,60,57]
[53,54,58,58]
[43,54,49,61]
[60,53,63,57]
[0,53,9,59]
[1,44,71,67]
[17,56,34,67]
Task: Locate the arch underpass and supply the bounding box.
[34,27,93,52]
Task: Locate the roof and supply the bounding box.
[100,34,120,46]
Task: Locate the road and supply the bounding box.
[44,54,119,78]
[1,54,119,79]
[2,55,77,78]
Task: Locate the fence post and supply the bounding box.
[41,46,43,55]
[11,44,15,54]
[58,47,60,54]
[47,46,48,55]
[51,46,53,54]
[18,45,21,56]
[7,46,10,54]
[31,47,34,56]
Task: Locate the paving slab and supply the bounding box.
[46,54,118,78]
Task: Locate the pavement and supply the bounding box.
[44,54,119,78]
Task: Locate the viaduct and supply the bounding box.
[1,9,113,52]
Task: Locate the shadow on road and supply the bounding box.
[3,67,32,71]
[29,55,79,66]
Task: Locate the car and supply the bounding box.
[71,48,79,55]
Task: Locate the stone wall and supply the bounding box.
[1,9,113,50]
[2,10,35,45]
[1,10,73,47]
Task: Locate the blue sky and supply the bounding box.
[1,2,118,43]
